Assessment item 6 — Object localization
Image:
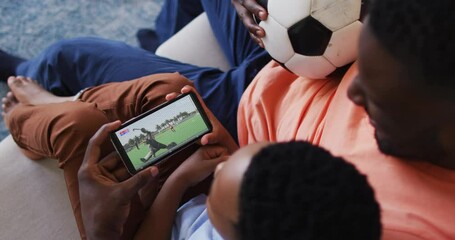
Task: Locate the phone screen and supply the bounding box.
[110,92,212,174]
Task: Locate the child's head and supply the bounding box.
[206,141,381,240]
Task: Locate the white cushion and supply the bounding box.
[156,13,230,72]
[0,135,79,239]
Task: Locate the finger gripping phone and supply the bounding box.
[110,92,212,175]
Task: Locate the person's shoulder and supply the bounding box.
[255,61,299,85]
[241,61,299,104]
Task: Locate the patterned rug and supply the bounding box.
[0,0,163,141]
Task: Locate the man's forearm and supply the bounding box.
[134,174,188,240]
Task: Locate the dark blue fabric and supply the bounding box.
[15,0,271,141]
[155,0,204,44]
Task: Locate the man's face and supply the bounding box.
[347,21,446,162]
[206,143,270,240]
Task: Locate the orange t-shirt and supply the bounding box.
[238,61,455,240]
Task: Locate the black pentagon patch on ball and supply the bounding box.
[253,0,268,24]
[288,16,332,56]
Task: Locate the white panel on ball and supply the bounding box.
[268,0,311,28]
[285,54,336,79]
[259,16,295,63]
[310,0,361,31]
[324,21,362,67]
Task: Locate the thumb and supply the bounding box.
[201,132,217,145]
[119,167,159,199]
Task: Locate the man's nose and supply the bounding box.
[347,78,366,107]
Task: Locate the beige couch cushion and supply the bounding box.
[0,135,79,239]
[156,13,230,72]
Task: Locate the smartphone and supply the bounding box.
[110,92,212,175]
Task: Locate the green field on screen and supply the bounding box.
[126,113,208,169]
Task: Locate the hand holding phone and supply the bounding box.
[165,85,240,154]
[170,145,228,188]
[110,92,213,175]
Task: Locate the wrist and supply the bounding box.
[167,172,191,193]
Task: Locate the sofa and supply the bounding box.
[0,12,229,239]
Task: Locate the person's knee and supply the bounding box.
[131,73,194,111]
[42,37,101,66]
[50,102,108,162]
[142,72,193,96]
[43,39,77,63]
[54,102,107,141]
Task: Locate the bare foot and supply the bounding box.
[7,76,73,105]
[2,91,19,129]
[1,91,44,160]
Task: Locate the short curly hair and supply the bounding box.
[238,141,381,240]
[369,0,455,89]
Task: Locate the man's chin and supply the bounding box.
[374,130,406,158]
[374,131,429,161]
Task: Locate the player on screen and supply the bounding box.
[133,128,169,162]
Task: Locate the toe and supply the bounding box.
[7,76,29,91]
[7,76,16,84]
[3,96,10,107]
[7,76,21,88]
[2,95,10,106]
[6,92,17,103]
[1,102,8,112]
[16,76,28,84]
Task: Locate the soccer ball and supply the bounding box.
[255,0,366,79]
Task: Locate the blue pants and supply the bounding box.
[16,0,271,140]
[154,0,204,44]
